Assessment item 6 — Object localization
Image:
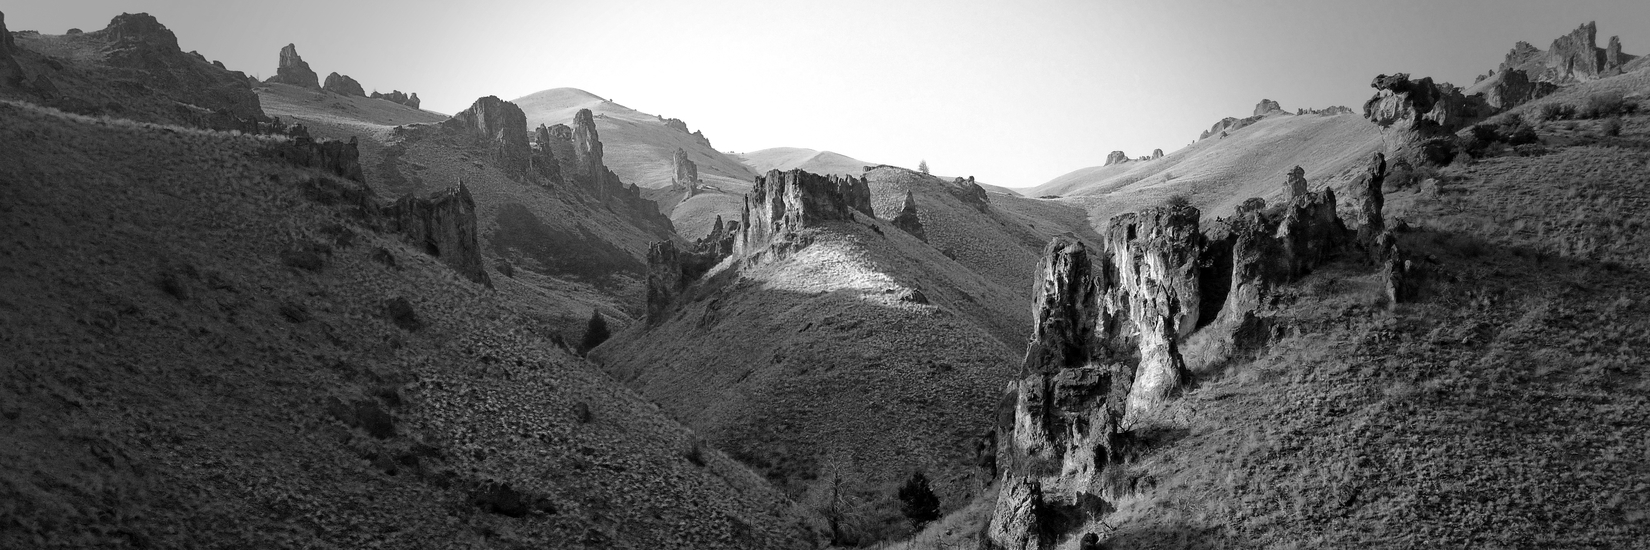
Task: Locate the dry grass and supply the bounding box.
[0,100,817,548]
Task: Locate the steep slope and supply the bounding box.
[514,87,755,239]
[260,84,674,338]
[1031,110,1385,228]
[0,100,818,549]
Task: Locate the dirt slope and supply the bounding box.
[0,100,819,549]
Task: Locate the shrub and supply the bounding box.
[1535,103,1576,123]
[896,471,940,529]
[1602,117,1623,137]
[1580,92,1636,119]
[579,310,610,354]
[1164,194,1191,208]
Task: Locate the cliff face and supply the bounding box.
[0,11,25,87]
[736,169,875,260]
[446,96,532,176]
[1485,69,1558,110]
[1096,205,1204,417]
[387,183,492,287]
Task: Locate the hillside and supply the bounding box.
[0,100,818,549]
[259,82,675,338]
[515,87,756,239]
[739,147,876,177]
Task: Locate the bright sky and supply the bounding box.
[9,0,1650,187]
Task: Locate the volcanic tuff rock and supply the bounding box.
[949,176,991,211]
[530,124,562,184]
[1104,151,1129,166]
[44,13,266,124]
[1498,22,1637,83]
[1254,99,1284,116]
[1284,165,1308,200]
[1097,205,1204,416]
[890,190,928,242]
[322,72,365,96]
[446,96,531,176]
[1485,68,1557,110]
[387,182,492,287]
[1606,35,1624,70]
[0,11,22,87]
[736,169,874,261]
[1356,153,1387,249]
[1364,73,1487,134]
[671,148,700,195]
[371,90,421,109]
[269,43,319,89]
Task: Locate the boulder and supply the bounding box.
[322,72,365,96]
[269,43,319,89]
[890,190,928,242]
[387,182,491,287]
[1151,148,1164,159]
[1103,151,1129,166]
[1254,98,1284,116]
[446,96,531,176]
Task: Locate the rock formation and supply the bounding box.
[1097,205,1204,415]
[1364,73,1488,164]
[269,44,319,89]
[0,11,23,87]
[1151,149,1164,159]
[76,13,265,125]
[1298,106,1355,116]
[1606,35,1624,71]
[530,124,562,184]
[646,217,740,322]
[446,96,531,176]
[264,134,366,183]
[322,72,365,96]
[1485,69,1557,110]
[671,148,700,195]
[1497,22,1636,83]
[736,169,874,260]
[1284,166,1308,199]
[660,116,713,148]
[1254,99,1284,116]
[1356,153,1387,250]
[371,90,421,109]
[571,109,609,199]
[890,190,928,242]
[387,182,491,287]
[949,176,990,211]
[1103,151,1129,166]
[1501,41,1544,73]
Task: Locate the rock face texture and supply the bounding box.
[1284,166,1308,199]
[1364,73,1487,133]
[1485,69,1558,110]
[1097,205,1204,415]
[446,96,532,176]
[1,11,27,87]
[671,148,700,195]
[530,124,562,184]
[264,134,366,183]
[949,176,990,211]
[1356,153,1387,249]
[1254,99,1284,116]
[891,190,928,242]
[1606,35,1624,71]
[571,109,609,199]
[1498,22,1636,83]
[371,90,421,109]
[387,183,491,287]
[1103,151,1129,166]
[736,169,874,260]
[269,44,319,89]
[322,72,364,96]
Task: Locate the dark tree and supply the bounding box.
[896,471,940,528]
[918,160,930,174]
[580,310,610,354]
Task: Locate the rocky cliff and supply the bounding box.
[949,176,990,211]
[446,95,531,176]
[890,190,928,242]
[387,182,492,287]
[269,43,319,89]
[645,216,739,322]
[262,133,366,183]
[671,148,700,195]
[1254,99,1284,116]
[322,72,365,96]
[1096,205,1204,416]
[1485,68,1558,110]
[1,11,26,87]
[736,169,874,260]
[1498,22,1637,83]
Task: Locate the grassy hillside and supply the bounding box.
[739,147,877,177]
[0,101,818,549]
[259,83,669,338]
[515,87,756,239]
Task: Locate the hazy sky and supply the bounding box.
[9,1,1650,186]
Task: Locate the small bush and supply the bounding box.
[1535,103,1576,123]
[1164,194,1191,208]
[579,310,610,354]
[1602,117,1623,137]
[896,471,940,529]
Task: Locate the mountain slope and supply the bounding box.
[739,147,876,177]
[0,100,817,549]
[515,87,755,239]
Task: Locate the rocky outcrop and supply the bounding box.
[269,44,319,89]
[660,115,713,148]
[891,190,928,242]
[1606,35,1624,71]
[949,176,990,211]
[1098,205,1204,415]
[264,134,366,183]
[646,216,739,322]
[322,72,364,96]
[1151,149,1164,159]
[1356,153,1387,250]
[1198,114,1266,140]
[1215,168,1352,325]
[736,169,874,260]
[530,124,562,184]
[80,13,264,124]
[387,182,491,287]
[571,109,609,199]
[446,96,531,176]
[372,90,421,109]
[1485,69,1557,110]
[1364,73,1487,134]
[0,11,23,87]
[1543,22,1605,82]
[1254,99,1284,116]
[1103,151,1129,166]
[671,148,700,195]
[1284,166,1308,200]
[1501,41,1543,73]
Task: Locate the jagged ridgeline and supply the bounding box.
[987,154,1405,548]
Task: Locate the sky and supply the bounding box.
[8,0,1650,187]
